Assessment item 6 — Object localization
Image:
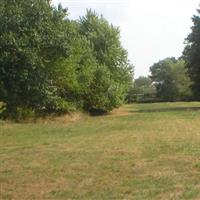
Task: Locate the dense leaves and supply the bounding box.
[0,0,70,115]
[126,77,156,103]
[150,58,192,101]
[79,10,133,112]
[183,8,200,99]
[0,1,133,118]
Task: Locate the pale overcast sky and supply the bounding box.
[52,0,199,78]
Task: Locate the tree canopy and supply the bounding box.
[0,1,133,119]
[150,58,191,101]
[126,76,156,103]
[183,7,200,99]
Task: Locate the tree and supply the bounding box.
[133,76,155,94]
[150,58,178,101]
[0,3,133,118]
[183,7,200,99]
[0,0,71,116]
[126,76,156,103]
[150,58,191,101]
[79,9,133,113]
[172,60,192,99]
[49,22,97,111]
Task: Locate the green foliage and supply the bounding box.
[0,0,70,113]
[84,65,125,113]
[172,60,192,99]
[0,2,133,118]
[0,102,6,115]
[78,9,133,113]
[127,76,156,103]
[183,7,200,99]
[150,58,192,101]
[47,22,97,111]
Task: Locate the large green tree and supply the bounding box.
[49,22,97,111]
[0,0,70,115]
[150,58,191,101]
[183,7,200,99]
[79,9,133,112]
[0,2,133,118]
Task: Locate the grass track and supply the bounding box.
[1,102,200,199]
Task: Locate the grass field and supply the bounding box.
[1,102,200,200]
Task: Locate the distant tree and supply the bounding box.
[126,76,155,103]
[134,76,156,94]
[183,7,200,99]
[150,58,178,101]
[172,60,192,99]
[150,58,191,101]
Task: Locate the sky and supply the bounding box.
[52,0,199,78]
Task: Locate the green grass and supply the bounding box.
[1,102,200,199]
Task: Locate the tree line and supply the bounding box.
[0,0,133,119]
[127,6,200,103]
[0,1,200,119]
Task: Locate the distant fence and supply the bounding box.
[130,93,195,103]
[132,93,157,103]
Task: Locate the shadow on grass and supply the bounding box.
[132,106,200,113]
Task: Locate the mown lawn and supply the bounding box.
[1,102,200,200]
